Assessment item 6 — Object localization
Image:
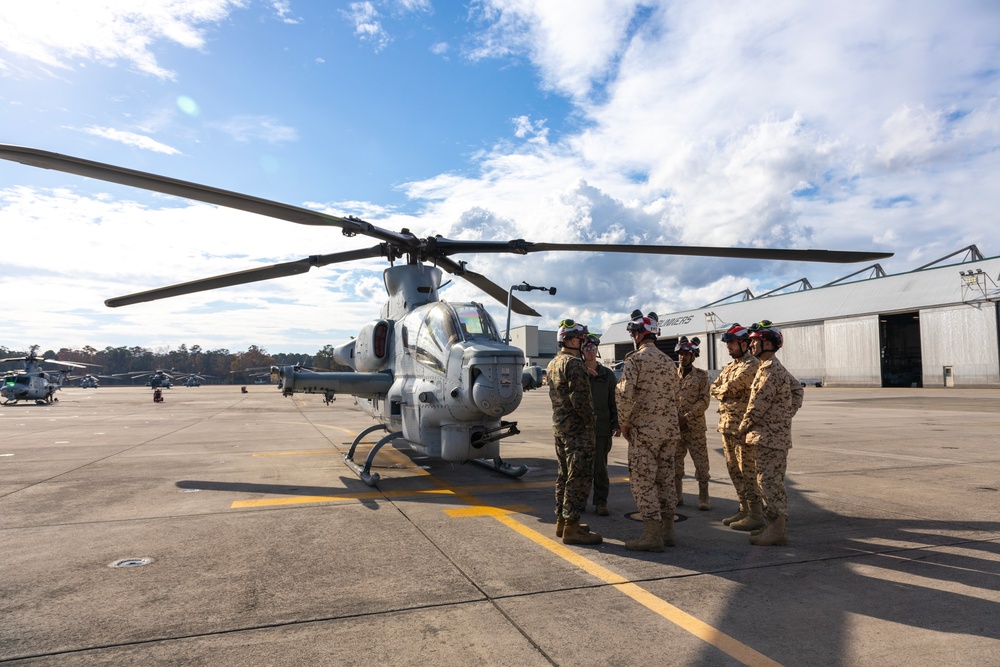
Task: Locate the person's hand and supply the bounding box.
[621,423,633,442]
[612,428,621,438]
[586,366,598,377]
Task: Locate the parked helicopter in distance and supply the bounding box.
[177,374,213,387]
[1,346,94,405]
[0,144,893,483]
[115,369,173,388]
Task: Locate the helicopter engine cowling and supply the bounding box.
[338,319,393,373]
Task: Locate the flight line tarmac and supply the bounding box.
[1,385,998,666]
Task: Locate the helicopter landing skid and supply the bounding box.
[344,425,402,486]
[472,456,529,478]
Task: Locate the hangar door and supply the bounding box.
[879,311,922,387]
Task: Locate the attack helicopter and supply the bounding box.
[0,144,893,483]
[177,373,213,387]
[114,369,173,388]
[1,346,93,404]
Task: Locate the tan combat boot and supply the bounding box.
[562,520,602,545]
[749,515,787,546]
[556,517,590,538]
[625,519,664,552]
[698,482,711,511]
[660,514,675,547]
[723,500,748,526]
[674,477,684,506]
[730,502,766,531]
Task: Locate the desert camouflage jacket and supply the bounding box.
[677,365,710,431]
[710,351,760,434]
[616,342,680,443]
[547,350,595,439]
[738,356,799,450]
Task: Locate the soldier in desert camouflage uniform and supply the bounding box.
[738,321,804,546]
[710,324,764,531]
[616,310,680,552]
[547,319,602,546]
[673,336,712,511]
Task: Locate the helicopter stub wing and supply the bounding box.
[105,245,387,307]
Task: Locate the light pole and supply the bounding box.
[504,281,557,344]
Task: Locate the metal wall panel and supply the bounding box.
[920,305,1000,387]
[776,322,825,384]
[823,316,881,386]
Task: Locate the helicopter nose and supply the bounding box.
[470,360,523,417]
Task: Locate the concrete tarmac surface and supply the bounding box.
[1,385,998,666]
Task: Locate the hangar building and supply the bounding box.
[596,247,1000,389]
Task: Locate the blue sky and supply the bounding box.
[2,0,999,354]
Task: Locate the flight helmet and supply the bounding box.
[748,320,783,350]
[675,335,701,357]
[557,319,589,345]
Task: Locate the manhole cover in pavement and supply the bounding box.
[109,557,153,568]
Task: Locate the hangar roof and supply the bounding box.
[602,252,1000,343]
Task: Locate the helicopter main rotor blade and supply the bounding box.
[430,239,892,264]
[0,144,413,246]
[106,245,386,307]
[436,257,541,317]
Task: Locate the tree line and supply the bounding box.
[0,344,351,383]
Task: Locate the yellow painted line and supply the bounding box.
[232,487,456,508]
[230,477,583,508]
[253,450,343,456]
[446,498,782,666]
[444,504,534,518]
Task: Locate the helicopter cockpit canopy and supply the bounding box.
[452,303,502,342]
[403,302,501,375]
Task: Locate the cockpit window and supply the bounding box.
[411,303,459,374]
[453,303,500,341]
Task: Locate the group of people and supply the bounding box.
[545,312,802,552]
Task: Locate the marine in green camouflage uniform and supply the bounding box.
[674,337,711,509]
[583,334,620,515]
[739,322,804,546]
[710,325,761,527]
[617,311,680,551]
[546,320,602,545]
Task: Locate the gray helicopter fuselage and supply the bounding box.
[275,265,526,462]
[1,362,68,404]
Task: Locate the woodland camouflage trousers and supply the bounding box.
[554,434,595,521]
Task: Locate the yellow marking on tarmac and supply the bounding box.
[253,450,343,457]
[231,487,456,508]
[445,493,783,667]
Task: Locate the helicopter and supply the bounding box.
[0,346,93,405]
[176,374,214,387]
[0,144,892,483]
[114,369,174,388]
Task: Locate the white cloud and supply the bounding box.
[215,116,299,144]
[271,0,300,25]
[0,0,247,80]
[343,2,391,52]
[79,126,181,154]
[466,1,644,99]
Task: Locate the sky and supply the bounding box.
[1,0,999,355]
